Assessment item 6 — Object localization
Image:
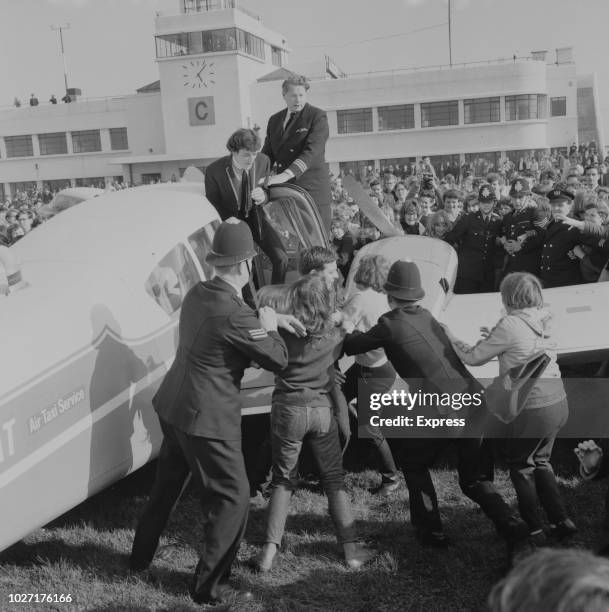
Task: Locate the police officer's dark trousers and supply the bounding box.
[396,436,514,534]
[130,419,249,603]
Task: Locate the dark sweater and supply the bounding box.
[273,327,343,407]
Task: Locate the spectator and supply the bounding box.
[13,97,21,108]
[442,189,462,224]
[425,210,452,239]
[488,548,609,612]
[330,219,355,281]
[29,94,39,107]
[62,93,72,103]
[49,94,57,104]
[401,201,425,235]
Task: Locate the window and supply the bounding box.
[38,132,67,155]
[109,128,129,151]
[339,160,374,183]
[428,155,461,178]
[255,195,326,287]
[141,173,162,184]
[378,105,414,131]
[188,220,221,280]
[10,181,37,195]
[505,94,547,121]
[45,179,71,192]
[380,158,416,174]
[337,108,372,134]
[421,101,459,128]
[463,152,502,174]
[156,27,264,59]
[75,177,104,187]
[464,97,500,124]
[5,135,33,158]
[145,243,199,315]
[271,46,282,67]
[72,130,101,153]
[551,97,567,117]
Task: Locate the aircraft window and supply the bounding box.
[145,243,199,315]
[50,194,85,213]
[187,220,220,280]
[254,196,326,287]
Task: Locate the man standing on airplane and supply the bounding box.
[130,219,305,607]
[262,74,332,231]
[205,127,288,284]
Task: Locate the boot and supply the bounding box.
[343,542,377,569]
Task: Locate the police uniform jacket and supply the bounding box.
[153,277,288,440]
[343,304,480,408]
[501,208,545,275]
[204,154,271,221]
[537,219,590,288]
[262,102,331,215]
[444,211,502,276]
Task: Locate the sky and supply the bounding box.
[2,0,609,133]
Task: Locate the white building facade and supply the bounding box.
[0,0,603,199]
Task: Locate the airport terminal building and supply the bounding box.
[0,0,604,199]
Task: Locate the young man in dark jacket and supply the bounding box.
[343,260,528,549]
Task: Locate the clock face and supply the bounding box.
[182,59,215,89]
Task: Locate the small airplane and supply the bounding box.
[1,173,606,554]
[0,180,326,553]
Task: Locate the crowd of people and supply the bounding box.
[0,179,135,246]
[328,142,609,293]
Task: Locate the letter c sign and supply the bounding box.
[188,96,215,126]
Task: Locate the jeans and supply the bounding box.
[504,399,569,532]
[270,403,346,492]
[343,361,399,485]
[266,402,356,545]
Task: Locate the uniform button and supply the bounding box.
[289,149,294,152]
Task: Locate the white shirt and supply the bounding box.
[342,287,390,367]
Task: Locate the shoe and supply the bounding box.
[370,481,399,497]
[254,543,278,573]
[549,518,578,540]
[415,528,450,549]
[343,542,377,569]
[195,585,254,608]
[497,516,530,544]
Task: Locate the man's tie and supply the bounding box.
[284,111,296,133]
[240,169,250,218]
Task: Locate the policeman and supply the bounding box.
[343,261,528,549]
[130,219,304,607]
[500,178,546,277]
[444,184,502,293]
[538,188,591,288]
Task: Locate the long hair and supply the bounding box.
[257,284,291,314]
[288,275,335,335]
[425,210,453,238]
[353,255,390,292]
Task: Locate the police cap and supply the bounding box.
[509,178,532,197]
[478,184,496,203]
[206,218,257,266]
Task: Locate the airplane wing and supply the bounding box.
[440,282,609,377]
[343,176,402,237]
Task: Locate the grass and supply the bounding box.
[0,440,606,612]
